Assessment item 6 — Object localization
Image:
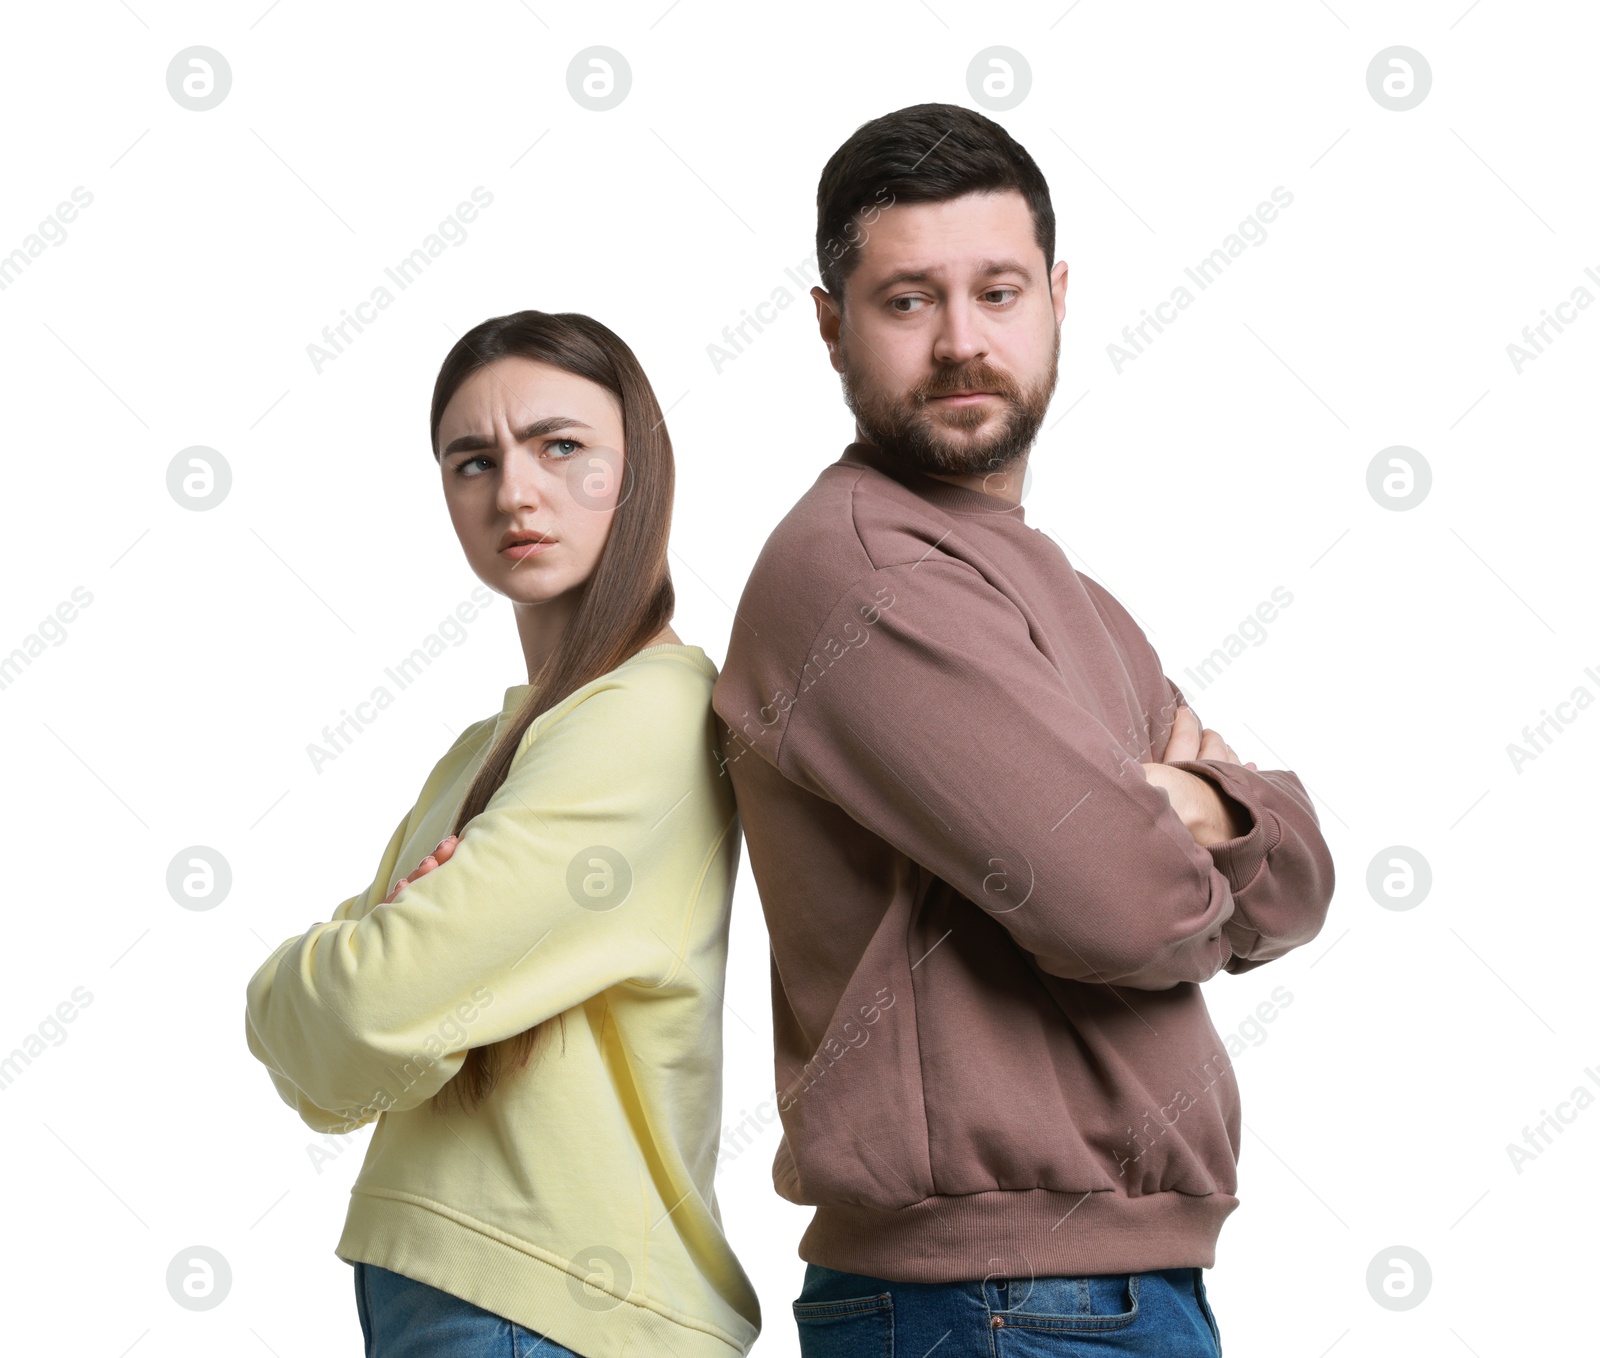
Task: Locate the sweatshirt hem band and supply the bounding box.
[797,1187,1239,1284]
[335,1189,757,1358]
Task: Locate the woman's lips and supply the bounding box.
[501,541,555,560]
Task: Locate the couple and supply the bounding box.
[245,102,1335,1358]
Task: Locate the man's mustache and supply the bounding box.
[915,366,1020,402]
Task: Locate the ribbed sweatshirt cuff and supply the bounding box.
[1164,759,1277,893]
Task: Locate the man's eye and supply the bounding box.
[984,288,1019,304]
[890,296,925,314]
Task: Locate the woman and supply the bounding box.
[244,310,761,1358]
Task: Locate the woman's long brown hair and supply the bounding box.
[425,310,676,1117]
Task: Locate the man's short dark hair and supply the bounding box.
[814,102,1056,311]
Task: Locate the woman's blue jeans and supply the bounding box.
[792,1262,1222,1356]
[354,1261,587,1357]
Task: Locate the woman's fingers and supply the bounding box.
[380,836,461,906]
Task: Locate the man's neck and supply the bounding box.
[847,436,1028,507]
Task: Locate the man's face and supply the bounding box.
[813,189,1068,480]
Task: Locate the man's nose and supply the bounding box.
[932,299,986,364]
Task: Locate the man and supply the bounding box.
[711,103,1335,1356]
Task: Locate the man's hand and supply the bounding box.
[381,835,460,906]
[1139,705,1254,847]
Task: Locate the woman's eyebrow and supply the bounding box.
[442,417,594,456]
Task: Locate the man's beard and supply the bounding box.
[839,325,1060,478]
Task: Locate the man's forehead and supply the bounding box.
[853,190,1038,281]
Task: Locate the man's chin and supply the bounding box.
[902,415,1024,474]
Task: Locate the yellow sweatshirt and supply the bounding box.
[244,643,761,1358]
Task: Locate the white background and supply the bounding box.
[1,1,1594,1353]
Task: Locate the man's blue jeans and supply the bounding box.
[792,1262,1222,1355]
[354,1261,587,1357]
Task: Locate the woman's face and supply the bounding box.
[436,356,624,608]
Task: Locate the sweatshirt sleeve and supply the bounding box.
[244,675,705,1122]
[765,560,1237,990]
[245,808,414,1132]
[1158,681,1336,973]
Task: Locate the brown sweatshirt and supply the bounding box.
[710,440,1335,1283]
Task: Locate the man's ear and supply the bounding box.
[1050,260,1069,325]
[811,286,844,372]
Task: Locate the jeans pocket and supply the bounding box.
[993,1272,1140,1334]
[1193,1270,1222,1355]
[353,1264,374,1358]
[792,1290,893,1358]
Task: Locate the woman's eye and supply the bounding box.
[455,455,494,477]
[547,438,582,458]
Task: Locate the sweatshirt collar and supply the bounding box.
[499,644,713,714]
[838,441,1029,522]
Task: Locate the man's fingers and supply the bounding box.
[1197,726,1244,765]
[1164,704,1202,762]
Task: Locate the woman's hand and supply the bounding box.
[381,835,461,906]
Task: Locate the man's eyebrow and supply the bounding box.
[870,258,1035,295]
[441,416,593,456]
